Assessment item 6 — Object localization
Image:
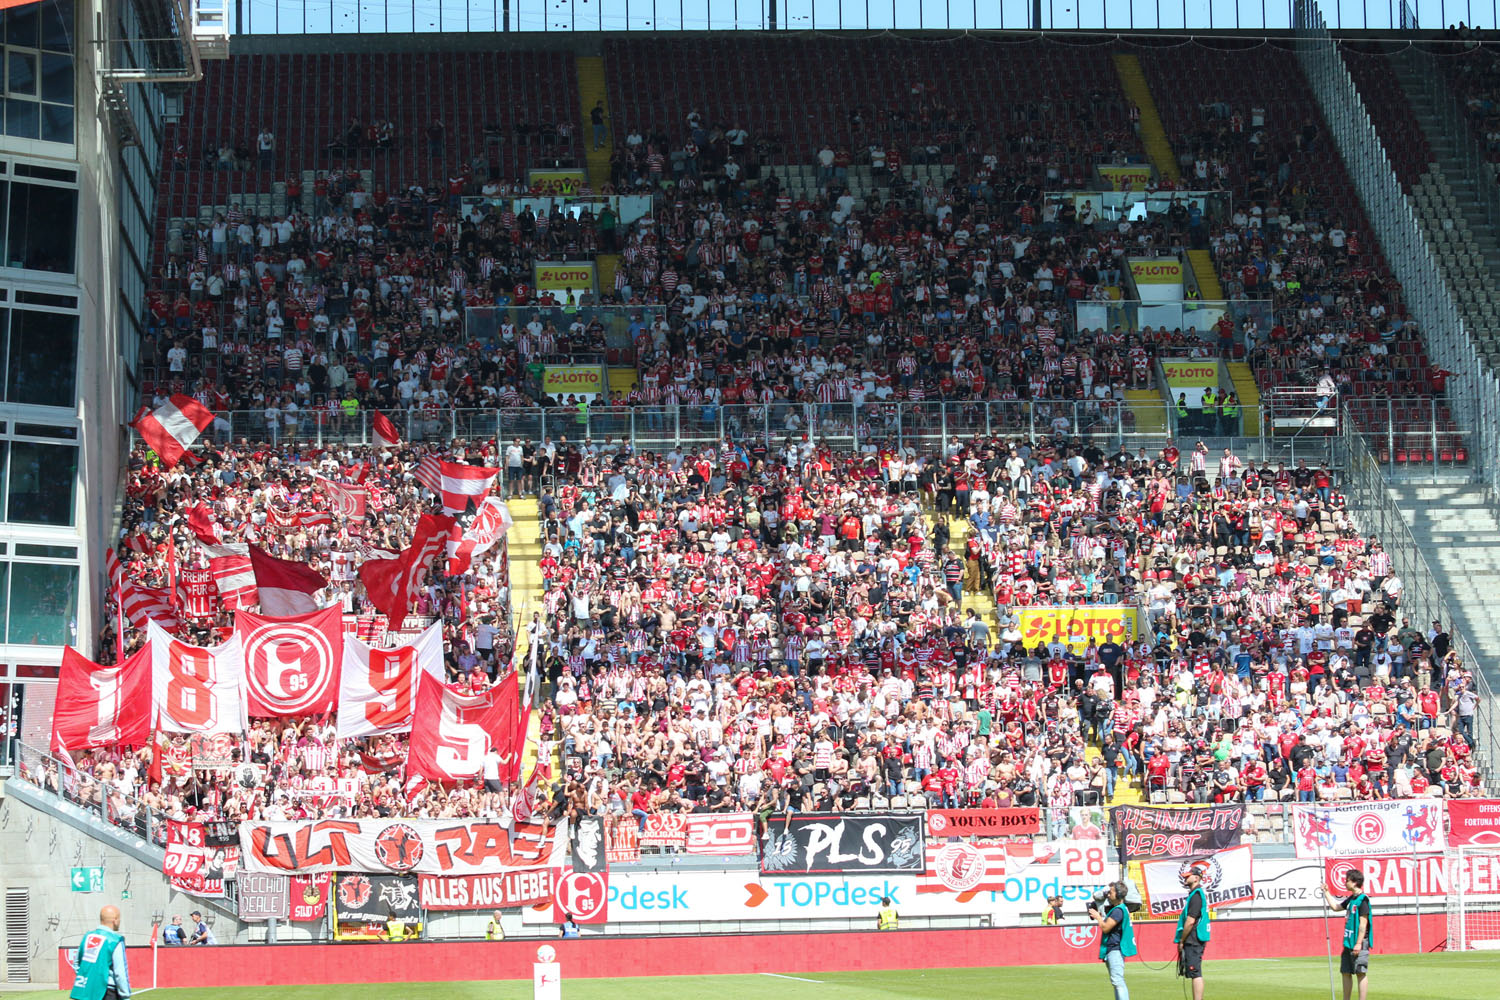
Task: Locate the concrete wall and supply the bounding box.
[0,785,327,986]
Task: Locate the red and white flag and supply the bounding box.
[202,542,257,610]
[148,620,247,735]
[336,622,444,738]
[247,545,327,615]
[918,841,1007,894]
[132,394,214,469]
[316,477,367,520]
[406,670,521,782]
[105,548,181,632]
[416,458,499,515]
[234,605,342,717]
[357,513,455,630]
[445,498,515,575]
[186,502,222,544]
[268,507,333,531]
[373,411,402,449]
[51,645,153,754]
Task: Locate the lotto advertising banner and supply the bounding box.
[1017,606,1139,652]
[239,818,567,876]
[1098,164,1153,191]
[1292,801,1445,859]
[1447,799,1500,847]
[760,813,925,875]
[926,808,1041,838]
[527,169,589,195]
[1111,805,1245,861]
[1128,257,1184,301]
[541,364,605,401]
[1141,845,1255,917]
[1161,359,1222,409]
[1323,852,1500,898]
[534,261,597,295]
[418,870,552,911]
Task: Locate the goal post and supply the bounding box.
[1445,845,1500,951]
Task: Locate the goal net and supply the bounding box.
[1445,846,1500,951]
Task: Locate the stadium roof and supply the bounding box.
[231,0,1441,36]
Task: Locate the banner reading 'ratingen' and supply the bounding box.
[1110,805,1245,862]
[759,813,925,875]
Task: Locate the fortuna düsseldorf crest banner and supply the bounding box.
[1292,800,1446,858]
[234,606,343,718]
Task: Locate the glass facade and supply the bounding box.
[0,0,73,145]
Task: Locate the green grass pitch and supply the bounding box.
[15,953,1499,999]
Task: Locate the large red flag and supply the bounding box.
[406,671,520,782]
[357,513,455,630]
[373,411,402,448]
[247,544,327,615]
[233,606,343,718]
[51,645,153,754]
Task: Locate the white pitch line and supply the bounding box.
[761,972,825,983]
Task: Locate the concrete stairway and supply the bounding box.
[1387,483,1500,678]
[1390,51,1500,371]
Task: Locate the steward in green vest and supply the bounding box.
[70,906,130,1000]
[1220,393,1240,436]
[1174,863,1211,998]
[876,897,899,930]
[1326,869,1373,981]
[1175,393,1190,431]
[1094,882,1137,1000]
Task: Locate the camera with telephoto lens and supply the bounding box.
[1086,891,1110,917]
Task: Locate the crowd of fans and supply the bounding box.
[25,423,1487,853]
[23,47,1491,847]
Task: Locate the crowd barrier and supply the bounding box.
[66,914,1449,988]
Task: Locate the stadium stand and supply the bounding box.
[16,37,1493,866]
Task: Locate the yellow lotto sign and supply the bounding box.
[1099,165,1153,191]
[527,168,588,195]
[1017,606,1140,650]
[534,262,597,294]
[542,364,605,398]
[1160,361,1221,386]
[1128,259,1184,284]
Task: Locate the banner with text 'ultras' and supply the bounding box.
[239,817,567,876]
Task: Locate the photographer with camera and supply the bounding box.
[1090,881,1137,1000]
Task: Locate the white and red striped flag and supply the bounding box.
[445,497,514,575]
[373,411,402,449]
[247,544,328,616]
[104,548,181,631]
[132,394,214,468]
[424,459,499,515]
[201,542,257,609]
[918,841,1007,895]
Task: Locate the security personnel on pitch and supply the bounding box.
[1175,861,1212,1000]
[1325,869,1373,1000]
[70,905,131,1000]
[877,896,899,930]
[486,909,505,941]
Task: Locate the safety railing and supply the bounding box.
[194,401,1310,464]
[1299,9,1500,502]
[1074,299,1277,341]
